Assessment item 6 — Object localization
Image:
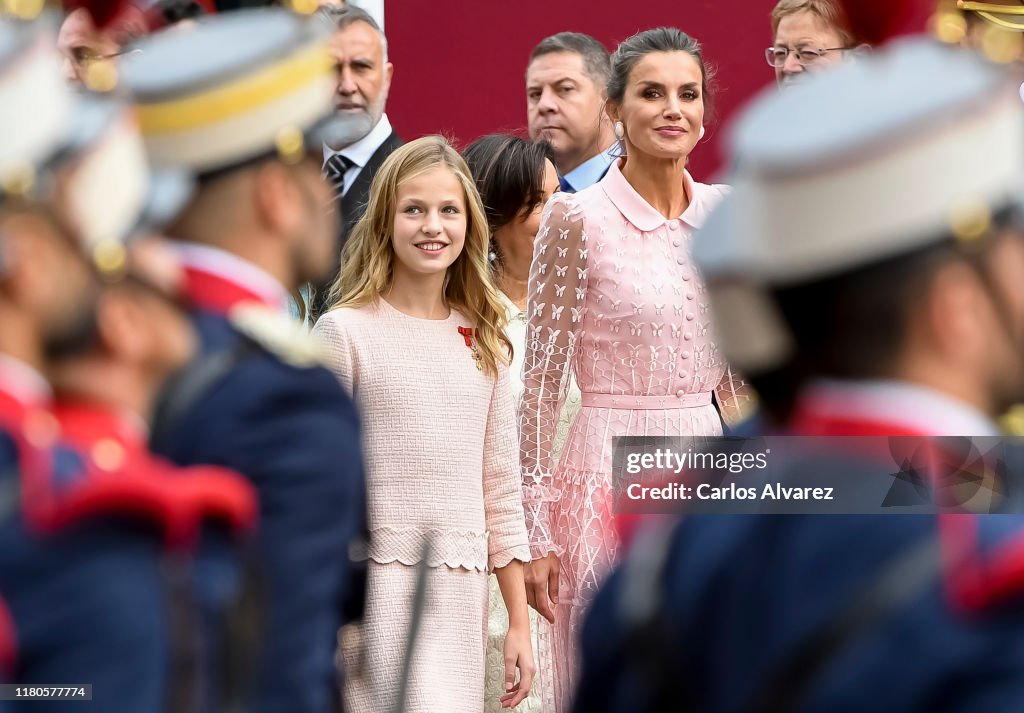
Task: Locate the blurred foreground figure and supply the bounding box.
[124,10,367,713]
[0,18,256,713]
[574,35,1024,713]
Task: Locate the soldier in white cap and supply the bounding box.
[572,34,1024,713]
[120,10,367,713]
[0,16,258,713]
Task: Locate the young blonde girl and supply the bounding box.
[313,136,534,713]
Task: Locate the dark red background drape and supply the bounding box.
[386,0,779,180]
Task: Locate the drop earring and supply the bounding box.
[614,120,625,140]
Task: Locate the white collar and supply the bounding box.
[802,379,1001,437]
[0,354,53,406]
[323,114,393,169]
[173,242,291,313]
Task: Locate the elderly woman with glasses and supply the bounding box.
[767,0,868,86]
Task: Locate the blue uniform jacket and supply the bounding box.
[0,431,169,713]
[151,309,365,713]
[575,459,1024,713]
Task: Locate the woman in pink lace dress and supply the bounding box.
[314,137,534,713]
[518,28,748,712]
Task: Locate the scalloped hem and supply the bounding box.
[367,525,489,571]
[488,545,532,572]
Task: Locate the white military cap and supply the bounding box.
[0,17,191,277]
[957,0,1024,31]
[119,8,358,176]
[693,39,1024,375]
[0,19,73,198]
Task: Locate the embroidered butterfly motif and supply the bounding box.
[578,248,588,260]
[614,264,624,274]
[535,281,546,295]
[551,305,564,319]
[575,287,586,301]
[674,304,684,316]
[609,299,622,311]
[632,302,644,316]
[651,323,665,337]
[629,321,645,337]
[557,247,568,258]
[538,243,548,255]
[654,303,665,315]
[554,285,566,297]
[611,319,622,334]
[652,282,665,294]
[633,284,644,295]
[555,265,568,278]
[577,267,588,280]
[558,228,570,240]
[538,263,548,275]
[671,324,682,339]
[533,302,546,317]
[597,241,607,253]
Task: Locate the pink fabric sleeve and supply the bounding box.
[484,362,531,571]
[518,193,589,560]
[311,313,357,396]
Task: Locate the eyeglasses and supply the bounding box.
[67,46,141,69]
[765,46,847,68]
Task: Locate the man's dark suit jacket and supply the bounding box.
[311,130,403,321]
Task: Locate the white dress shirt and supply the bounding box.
[322,114,393,197]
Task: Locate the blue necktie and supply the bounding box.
[558,176,574,194]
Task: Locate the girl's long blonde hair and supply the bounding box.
[325,135,512,377]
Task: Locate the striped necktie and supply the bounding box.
[324,154,356,199]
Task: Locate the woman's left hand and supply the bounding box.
[500,621,536,708]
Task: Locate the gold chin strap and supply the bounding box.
[958,1,1024,31]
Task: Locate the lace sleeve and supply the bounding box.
[715,365,757,428]
[518,193,589,559]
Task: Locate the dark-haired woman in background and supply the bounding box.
[464,134,579,713]
[517,28,751,711]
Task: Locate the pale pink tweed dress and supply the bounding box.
[314,299,531,713]
[519,159,749,712]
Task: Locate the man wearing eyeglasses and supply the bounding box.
[56,7,147,86]
[767,0,867,86]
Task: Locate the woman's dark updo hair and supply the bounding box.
[462,134,553,266]
[606,27,716,120]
